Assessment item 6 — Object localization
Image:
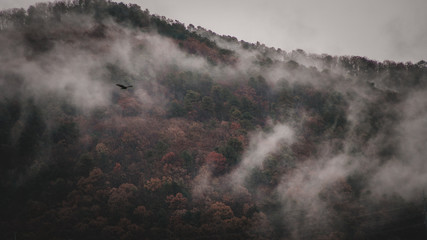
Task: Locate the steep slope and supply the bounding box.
[0,1,427,239]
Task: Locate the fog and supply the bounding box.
[125,0,427,62]
[2,1,426,62]
[0,1,426,238]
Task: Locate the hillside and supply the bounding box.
[1,1,427,239]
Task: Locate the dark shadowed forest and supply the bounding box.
[1,1,427,239]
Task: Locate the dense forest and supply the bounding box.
[1,1,427,239]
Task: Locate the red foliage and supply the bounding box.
[205,152,227,175]
[161,152,177,163]
[234,86,258,104]
[178,37,237,65]
[230,121,241,130]
[113,162,122,172]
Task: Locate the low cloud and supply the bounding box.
[231,123,294,185]
[369,90,427,200]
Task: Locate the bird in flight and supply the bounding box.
[116,84,133,89]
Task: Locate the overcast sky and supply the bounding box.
[1,0,426,62]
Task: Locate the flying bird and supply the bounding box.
[116,84,133,89]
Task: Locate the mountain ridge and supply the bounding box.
[0,1,427,239]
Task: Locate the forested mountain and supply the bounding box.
[1,1,427,239]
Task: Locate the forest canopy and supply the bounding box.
[0,1,426,239]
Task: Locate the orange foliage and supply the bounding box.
[166,192,188,209]
[230,121,241,130]
[144,177,162,192]
[117,96,142,116]
[207,201,234,220]
[162,164,188,180]
[95,143,109,155]
[113,162,121,172]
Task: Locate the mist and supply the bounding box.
[0,1,426,239]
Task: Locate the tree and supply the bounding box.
[207,202,234,221]
[108,183,138,216]
[166,192,188,210]
[167,100,186,118]
[206,152,227,175]
[181,151,196,176]
[218,138,243,166]
[18,103,46,159]
[161,152,177,164]
[75,153,94,176]
[52,121,79,144]
[184,90,200,111]
[200,96,214,120]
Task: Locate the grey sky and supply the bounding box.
[1,0,426,62]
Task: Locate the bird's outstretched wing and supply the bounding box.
[116,84,133,89]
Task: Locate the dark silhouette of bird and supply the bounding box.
[116,84,133,89]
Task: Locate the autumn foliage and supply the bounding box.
[0,1,426,240]
[205,151,227,175]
